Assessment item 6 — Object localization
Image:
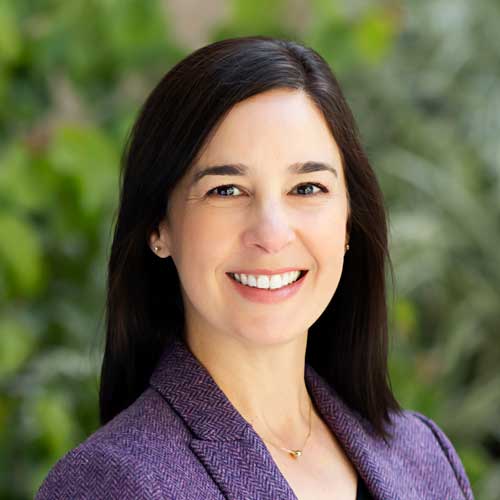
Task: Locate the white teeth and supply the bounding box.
[257,275,269,289]
[231,271,302,290]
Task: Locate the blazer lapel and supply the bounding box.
[150,338,400,500]
[189,431,297,500]
[305,364,400,499]
[149,338,297,500]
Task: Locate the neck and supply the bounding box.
[185,330,312,447]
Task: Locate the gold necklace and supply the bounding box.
[260,396,312,459]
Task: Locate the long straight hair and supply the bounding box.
[100,35,403,440]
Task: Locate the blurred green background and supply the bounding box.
[1,0,499,498]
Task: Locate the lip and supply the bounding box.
[228,268,306,275]
[226,270,308,304]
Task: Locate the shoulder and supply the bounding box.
[35,387,187,500]
[385,409,474,500]
[35,440,160,500]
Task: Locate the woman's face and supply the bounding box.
[152,88,350,347]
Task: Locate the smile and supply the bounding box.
[227,270,307,290]
[226,270,308,304]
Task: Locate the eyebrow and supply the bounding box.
[190,161,338,187]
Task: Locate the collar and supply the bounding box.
[149,338,399,499]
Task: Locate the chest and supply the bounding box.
[265,416,359,500]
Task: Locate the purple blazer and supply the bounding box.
[36,338,474,499]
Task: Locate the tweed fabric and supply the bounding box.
[36,338,474,499]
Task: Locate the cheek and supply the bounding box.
[307,212,347,289]
[307,207,346,249]
[171,212,226,314]
[174,210,231,273]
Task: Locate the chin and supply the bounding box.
[232,323,307,347]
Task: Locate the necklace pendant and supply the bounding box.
[289,450,302,459]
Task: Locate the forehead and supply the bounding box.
[194,88,343,171]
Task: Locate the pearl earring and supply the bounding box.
[154,246,160,252]
[345,244,350,251]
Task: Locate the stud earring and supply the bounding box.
[153,246,160,252]
[345,244,350,251]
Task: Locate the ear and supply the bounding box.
[148,219,172,258]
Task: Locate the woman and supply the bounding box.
[36,36,474,499]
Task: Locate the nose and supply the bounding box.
[241,199,296,254]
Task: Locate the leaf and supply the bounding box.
[354,8,397,63]
[0,213,45,297]
[48,124,119,216]
[34,391,78,459]
[0,0,21,63]
[0,143,50,213]
[0,317,35,379]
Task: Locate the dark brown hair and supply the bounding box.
[100,35,403,440]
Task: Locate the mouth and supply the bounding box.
[225,270,309,303]
[226,270,308,287]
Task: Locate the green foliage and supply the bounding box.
[1,0,498,499]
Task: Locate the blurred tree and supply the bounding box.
[0,0,498,498]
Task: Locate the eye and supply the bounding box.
[205,184,244,197]
[291,183,329,196]
[205,183,329,198]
